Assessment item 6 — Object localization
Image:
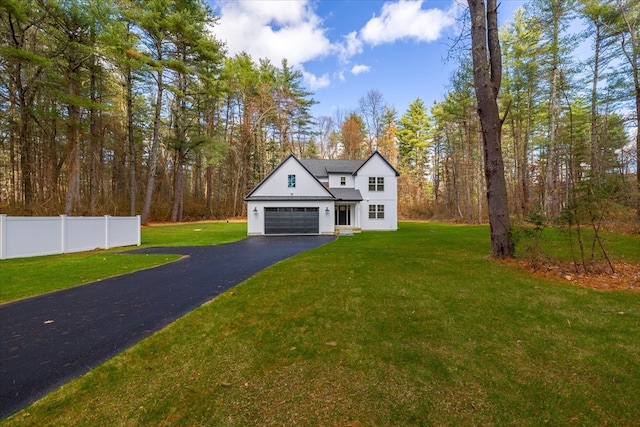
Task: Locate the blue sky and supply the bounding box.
[208,0,529,118]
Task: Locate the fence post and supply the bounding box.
[0,214,6,260]
[105,215,110,249]
[137,215,141,246]
[60,215,67,254]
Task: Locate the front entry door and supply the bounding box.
[336,205,351,226]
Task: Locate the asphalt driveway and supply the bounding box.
[0,235,335,418]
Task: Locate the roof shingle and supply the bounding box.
[299,159,365,177]
[328,188,363,201]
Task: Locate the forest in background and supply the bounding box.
[1,0,638,229]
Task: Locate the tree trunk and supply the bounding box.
[615,0,640,219]
[636,89,640,221]
[64,73,81,215]
[523,88,533,216]
[126,66,136,216]
[19,105,33,213]
[544,1,564,219]
[545,60,561,218]
[170,151,184,222]
[141,45,163,225]
[467,0,514,258]
[89,46,99,215]
[590,23,602,184]
[206,164,213,217]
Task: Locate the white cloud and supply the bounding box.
[360,0,458,46]
[303,70,331,90]
[351,64,371,75]
[209,0,460,94]
[336,31,364,63]
[211,0,332,67]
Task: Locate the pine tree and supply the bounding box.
[397,97,431,174]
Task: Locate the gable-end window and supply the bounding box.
[368,204,384,219]
[340,176,346,186]
[288,174,296,188]
[369,177,384,191]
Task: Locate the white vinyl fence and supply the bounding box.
[0,215,141,260]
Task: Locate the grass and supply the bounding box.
[141,221,247,247]
[0,221,247,304]
[2,222,639,425]
[0,252,180,304]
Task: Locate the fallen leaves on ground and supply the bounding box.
[504,259,639,291]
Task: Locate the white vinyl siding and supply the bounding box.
[357,153,397,231]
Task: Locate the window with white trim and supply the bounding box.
[368,176,384,191]
[368,204,385,219]
[340,176,346,186]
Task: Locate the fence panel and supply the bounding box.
[0,215,140,260]
[107,216,141,248]
[66,216,106,253]
[0,217,62,259]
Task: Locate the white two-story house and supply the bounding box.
[244,151,399,235]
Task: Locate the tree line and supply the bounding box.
[1,0,316,222]
[1,0,638,229]
[394,0,638,230]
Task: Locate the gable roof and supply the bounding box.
[300,151,399,178]
[355,150,400,177]
[244,151,399,201]
[244,154,335,201]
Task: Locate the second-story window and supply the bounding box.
[288,174,296,188]
[340,176,346,186]
[369,176,384,191]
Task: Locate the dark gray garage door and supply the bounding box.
[264,207,319,234]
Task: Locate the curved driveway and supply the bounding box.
[0,235,335,418]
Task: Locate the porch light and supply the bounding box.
[253,207,258,214]
[325,207,330,214]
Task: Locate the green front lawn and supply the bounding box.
[141,221,247,247]
[0,251,181,304]
[2,222,639,425]
[0,221,247,304]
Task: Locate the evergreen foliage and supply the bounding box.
[0,0,636,229]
